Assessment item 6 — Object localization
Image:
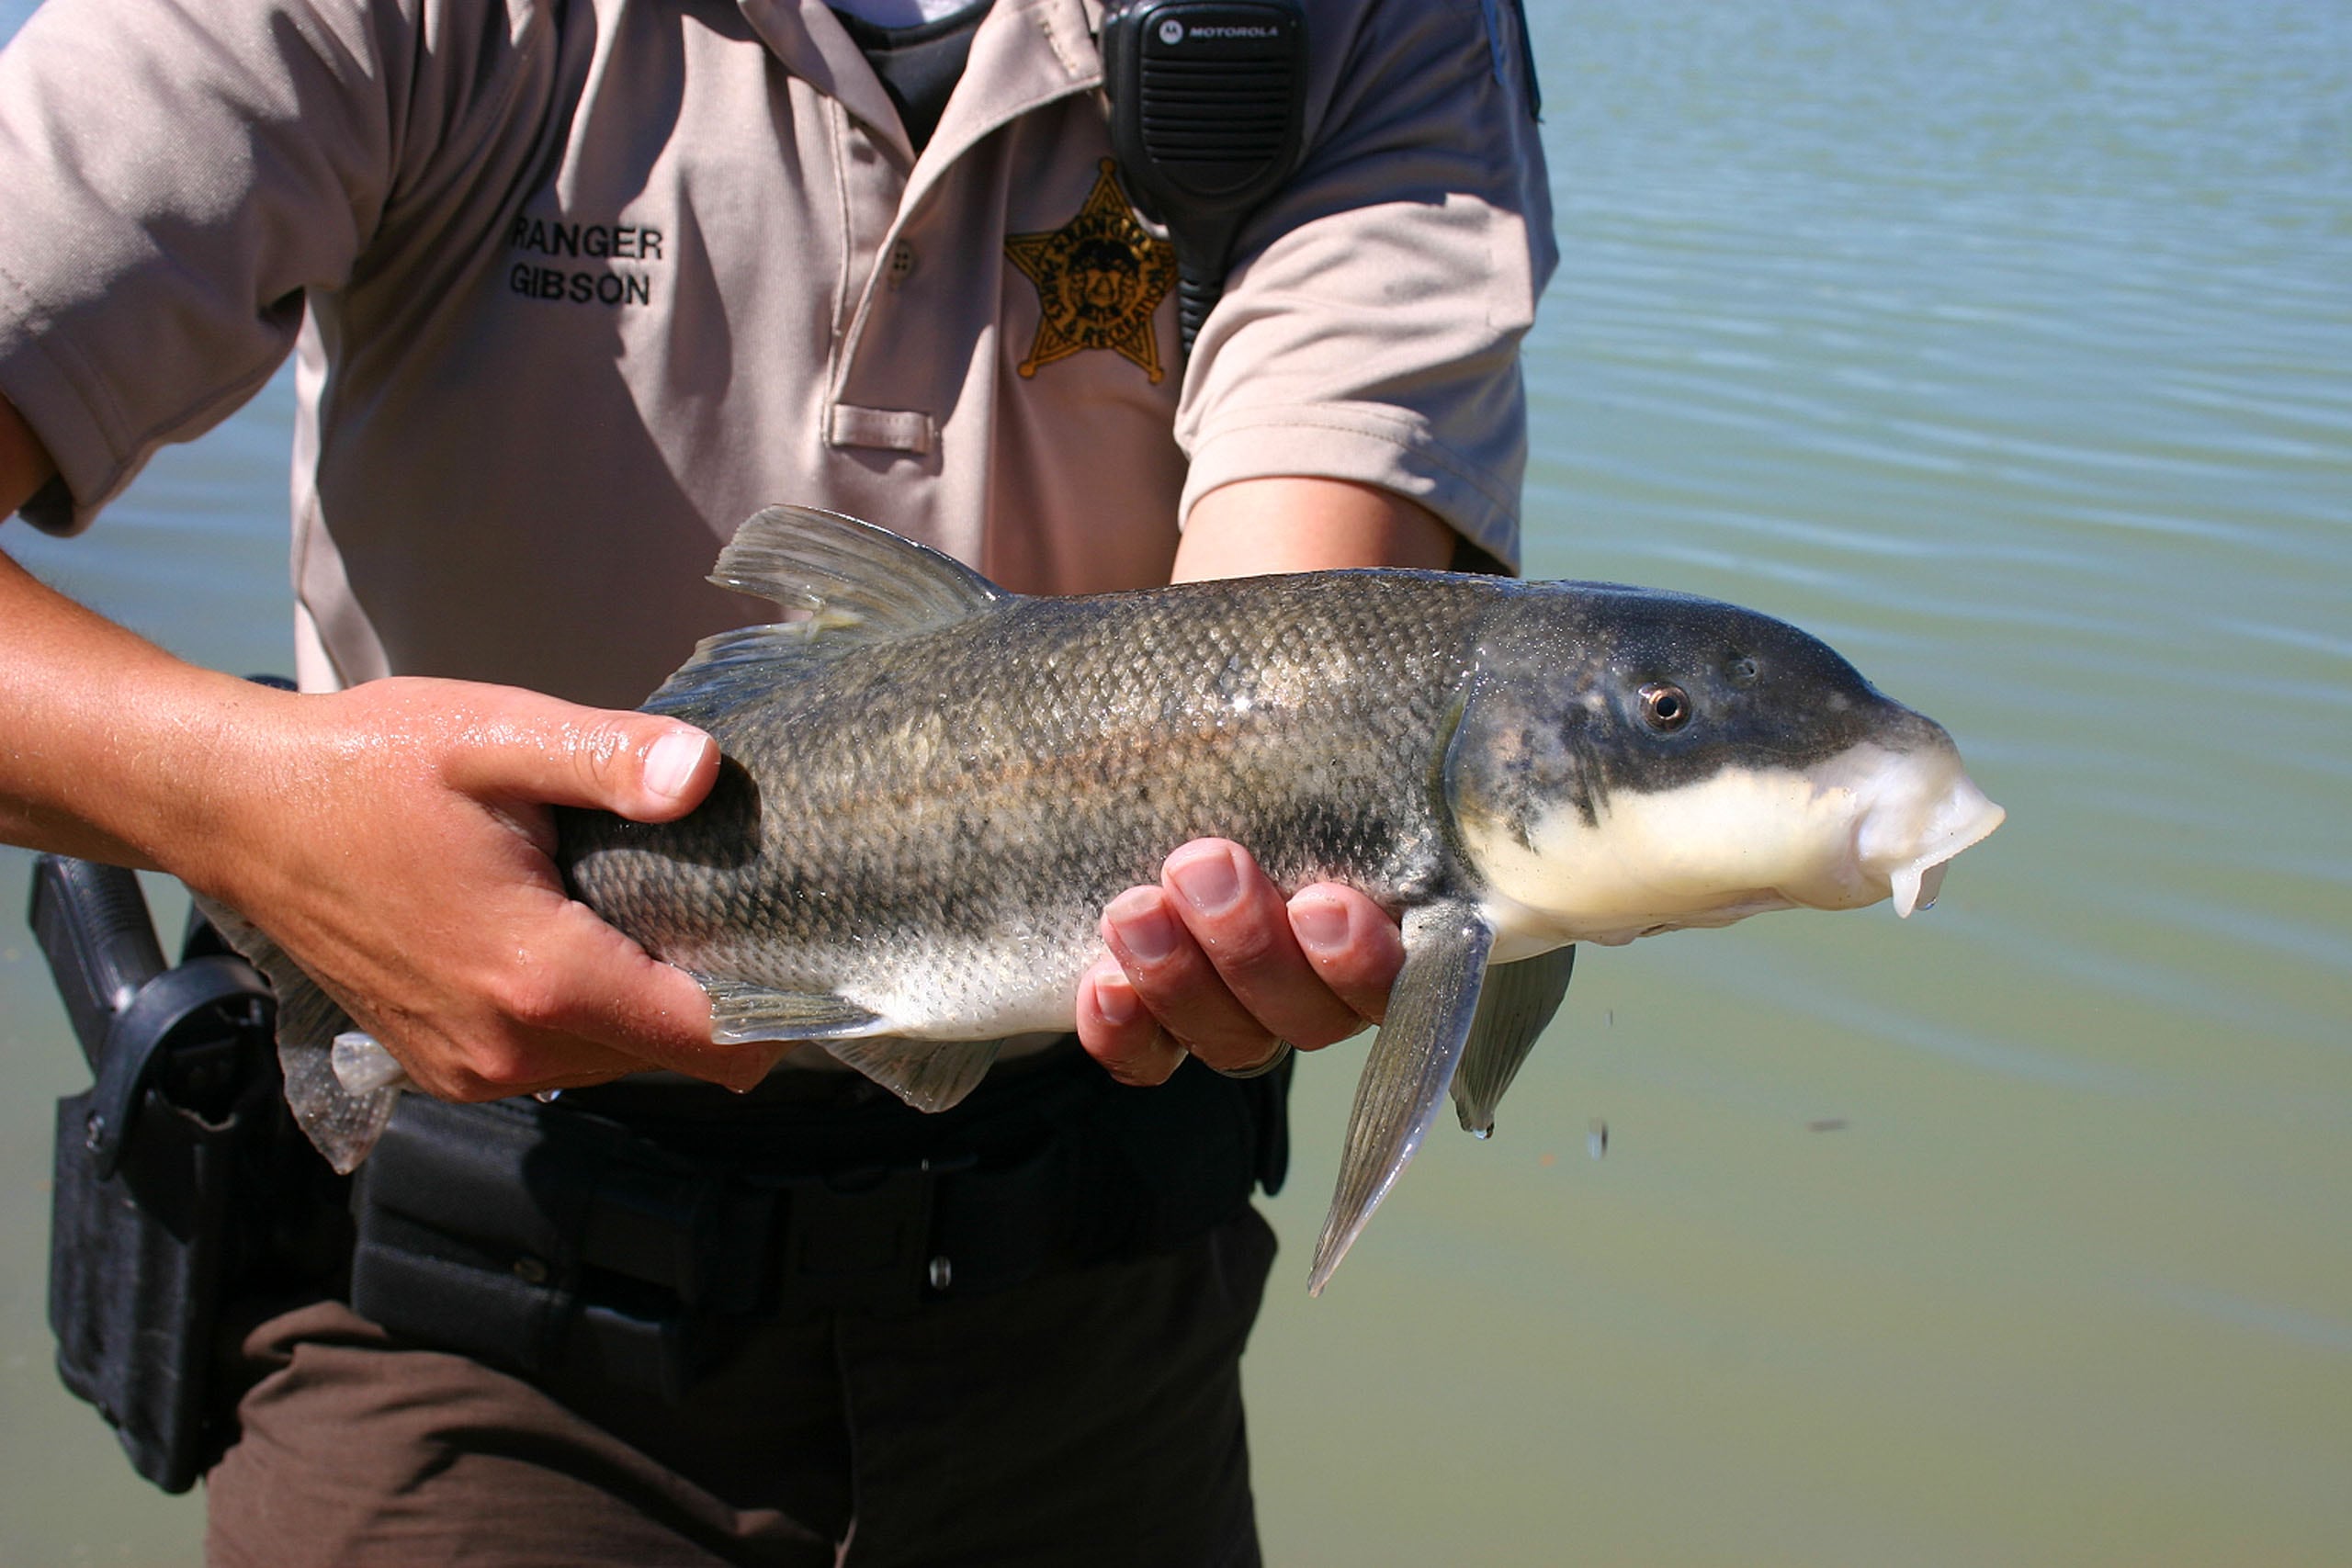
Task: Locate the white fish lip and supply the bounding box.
[1884,778,2006,917]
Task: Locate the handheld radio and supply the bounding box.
[1101,0,1308,357]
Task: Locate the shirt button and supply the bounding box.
[887,241,916,287]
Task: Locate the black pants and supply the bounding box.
[206,1204,1276,1567]
[207,1048,1287,1566]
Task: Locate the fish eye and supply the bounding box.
[1638,682,1691,733]
[1725,654,1758,685]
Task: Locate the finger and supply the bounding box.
[374,947,779,1100]
[398,1032,645,1102]
[485,897,783,1093]
[1160,840,1368,1052]
[1075,956,1186,1086]
[1098,881,1276,1066]
[439,689,719,823]
[1287,883,1406,1024]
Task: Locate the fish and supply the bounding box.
[219,504,2005,1292]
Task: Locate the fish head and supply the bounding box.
[1444,583,2004,949]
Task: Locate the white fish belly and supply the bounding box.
[697,918,1098,1041]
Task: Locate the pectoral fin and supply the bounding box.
[1450,944,1575,1138]
[1308,901,1495,1295]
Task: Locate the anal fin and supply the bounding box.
[1308,900,1495,1295]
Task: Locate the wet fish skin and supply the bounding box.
[232,505,2004,1292]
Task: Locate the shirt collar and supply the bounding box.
[735,0,1104,171]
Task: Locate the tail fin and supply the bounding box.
[191,896,401,1173]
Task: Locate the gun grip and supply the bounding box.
[29,856,165,1068]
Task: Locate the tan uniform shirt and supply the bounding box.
[0,0,1553,708]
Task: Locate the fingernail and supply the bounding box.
[644,729,707,802]
[1214,1041,1295,1080]
[1108,888,1180,963]
[1091,965,1139,1027]
[1167,844,1243,916]
[1292,893,1349,955]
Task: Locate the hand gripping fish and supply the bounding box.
[220,506,2005,1292]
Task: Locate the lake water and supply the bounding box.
[4,1,2348,1563]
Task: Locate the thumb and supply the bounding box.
[628,724,721,821]
[440,689,719,823]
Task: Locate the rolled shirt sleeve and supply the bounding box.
[1176,0,1555,571]
[0,0,523,534]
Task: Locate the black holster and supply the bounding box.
[33,856,345,1495]
[48,1073,347,1495]
[49,1082,253,1494]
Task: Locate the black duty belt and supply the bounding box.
[348,1046,1290,1401]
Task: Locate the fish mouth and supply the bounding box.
[1872,772,2006,918]
[1769,736,2004,919]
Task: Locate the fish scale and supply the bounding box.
[567,572,1480,1034]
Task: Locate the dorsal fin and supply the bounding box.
[711,504,1006,630]
[647,506,1011,718]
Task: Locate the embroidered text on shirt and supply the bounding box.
[505,213,665,307]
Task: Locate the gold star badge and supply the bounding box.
[1005,159,1179,384]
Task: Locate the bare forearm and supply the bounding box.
[0,391,54,516]
[0,551,753,1095]
[1173,476,1456,580]
[3,388,311,876]
[0,545,264,871]
[0,393,203,862]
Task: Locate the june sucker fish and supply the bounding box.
[220,505,2006,1293]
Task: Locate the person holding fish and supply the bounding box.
[0,0,1557,1562]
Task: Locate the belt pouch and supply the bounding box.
[48,1089,244,1495]
[350,1097,587,1375]
[350,1095,742,1393]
